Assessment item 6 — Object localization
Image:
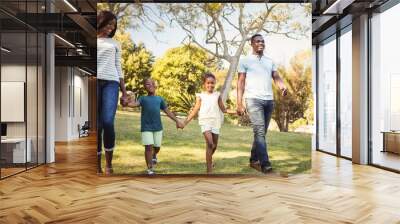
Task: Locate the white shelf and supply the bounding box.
[1,138,31,163]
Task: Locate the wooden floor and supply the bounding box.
[372,151,400,171]
[1,167,26,178]
[1,136,400,223]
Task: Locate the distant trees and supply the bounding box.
[272,50,312,132]
[97,3,313,131]
[98,3,311,104]
[151,45,217,113]
[157,3,310,103]
[109,32,154,99]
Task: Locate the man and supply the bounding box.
[237,34,287,173]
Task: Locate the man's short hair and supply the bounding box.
[250,34,263,43]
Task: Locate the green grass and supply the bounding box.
[110,110,311,175]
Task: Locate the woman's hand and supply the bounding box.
[176,120,185,129]
[120,95,128,107]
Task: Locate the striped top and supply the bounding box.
[97,37,123,82]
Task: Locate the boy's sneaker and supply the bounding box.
[152,157,158,166]
[146,169,155,175]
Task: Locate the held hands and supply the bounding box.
[225,109,237,114]
[237,103,246,116]
[122,92,139,107]
[120,94,129,107]
[176,120,185,129]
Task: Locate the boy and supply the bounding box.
[127,78,184,175]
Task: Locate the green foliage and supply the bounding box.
[115,32,154,98]
[273,50,312,132]
[304,99,314,125]
[175,92,197,115]
[155,3,311,103]
[102,3,311,105]
[289,118,308,131]
[151,45,217,113]
[97,3,145,31]
[124,44,154,98]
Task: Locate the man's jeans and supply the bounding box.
[97,80,119,155]
[246,98,274,167]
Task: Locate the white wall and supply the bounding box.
[72,72,89,138]
[1,63,46,164]
[55,66,70,141]
[54,67,89,141]
[1,65,29,139]
[1,64,25,81]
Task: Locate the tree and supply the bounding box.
[97,3,165,33]
[97,2,143,31]
[151,45,217,113]
[99,3,311,109]
[156,3,310,103]
[272,50,312,132]
[123,43,154,98]
[111,31,154,98]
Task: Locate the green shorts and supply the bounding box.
[141,131,163,147]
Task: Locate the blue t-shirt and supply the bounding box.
[138,96,167,132]
[238,54,277,100]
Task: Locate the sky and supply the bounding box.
[128,3,311,68]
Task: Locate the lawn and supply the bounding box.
[110,110,311,175]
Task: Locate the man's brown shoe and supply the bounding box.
[249,161,261,171]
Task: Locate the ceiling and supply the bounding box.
[312,0,390,44]
[0,0,96,74]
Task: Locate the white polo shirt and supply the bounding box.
[238,54,277,100]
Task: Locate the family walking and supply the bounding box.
[97,11,287,175]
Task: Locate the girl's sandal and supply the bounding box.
[105,167,113,176]
[97,166,103,175]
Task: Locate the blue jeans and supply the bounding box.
[97,80,119,154]
[246,98,274,167]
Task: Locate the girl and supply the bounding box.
[183,73,227,174]
[97,11,128,175]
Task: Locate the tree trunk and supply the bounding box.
[284,114,289,132]
[276,118,285,132]
[220,40,246,104]
[220,56,239,103]
[276,113,289,132]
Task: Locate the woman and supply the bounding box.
[97,10,128,175]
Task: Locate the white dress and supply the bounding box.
[196,91,224,129]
